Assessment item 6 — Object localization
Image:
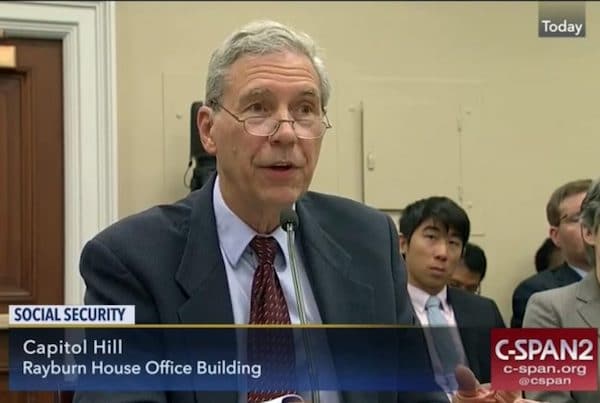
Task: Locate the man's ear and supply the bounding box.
[549,226,561,249]
[399,233,409,255]
[582,226,595,247]
[197,105,217,155]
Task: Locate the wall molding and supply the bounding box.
[0,1,118,304]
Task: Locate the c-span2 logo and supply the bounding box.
[491,328,597,391]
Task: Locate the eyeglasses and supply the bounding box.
[559,212,581,225]
[209,100,332,139]
[448,281,481,295]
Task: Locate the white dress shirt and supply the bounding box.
[570,264,588,280]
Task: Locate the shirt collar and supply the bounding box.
[212,175,290,268]
[407,283,449,314]
[568,263,588,279]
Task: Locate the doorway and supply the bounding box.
[0,37,64,403]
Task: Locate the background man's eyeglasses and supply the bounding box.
[559,212,581,225]
[449,281,481,295]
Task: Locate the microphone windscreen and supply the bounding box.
[279,208,299,230]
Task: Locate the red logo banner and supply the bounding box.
[491,328,597,391]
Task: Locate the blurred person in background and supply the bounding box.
[511,179,592,328]
[449,243,487,294]
[523,177,600,403]
[534,237,564,273]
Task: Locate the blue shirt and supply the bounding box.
[212,176,340,403]
[213,176,322,325]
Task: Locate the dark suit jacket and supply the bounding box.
[74,176,446,403]
[510,262,582,328]
[448,287,506,383]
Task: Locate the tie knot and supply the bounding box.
[425,296,442,310]
[249,236,278,266]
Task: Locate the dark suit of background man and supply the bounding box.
[398,197,505,400]
[511,179,592,328]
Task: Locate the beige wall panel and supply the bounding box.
[116,1,600,322]
[162,73,205,201]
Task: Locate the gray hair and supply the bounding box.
[205,20,331,109]
[580,177,600,267]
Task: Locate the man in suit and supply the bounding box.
[399,197,505,397]
[523,177,600,403]
[74,19,530,403]
[511,179,592,328]
[73,19,444,403]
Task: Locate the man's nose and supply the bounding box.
[270,118,298,144]
[435,241,449,260]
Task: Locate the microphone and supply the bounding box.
[279,208,319,403]
[279,208,307,324]
[280,208,299,232]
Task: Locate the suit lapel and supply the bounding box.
[296,199,375,324]
[297,199,377,403]
[554,262,583,286]
[175,175,234,324]
[447,289,481,377]
[448,289,472,326]
[175,188,378,325]
[174,176,237,403]
[576,273,600,329]
[172,187,379,402]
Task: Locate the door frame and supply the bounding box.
[0,1,118,305]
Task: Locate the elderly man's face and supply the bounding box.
[202,51,324,213]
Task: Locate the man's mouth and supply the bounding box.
[266,162,294,171]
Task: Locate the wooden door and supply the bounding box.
[0,38,64,403]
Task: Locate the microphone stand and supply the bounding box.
[284,222,320,403]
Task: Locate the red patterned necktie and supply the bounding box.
[247,236,296,403]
